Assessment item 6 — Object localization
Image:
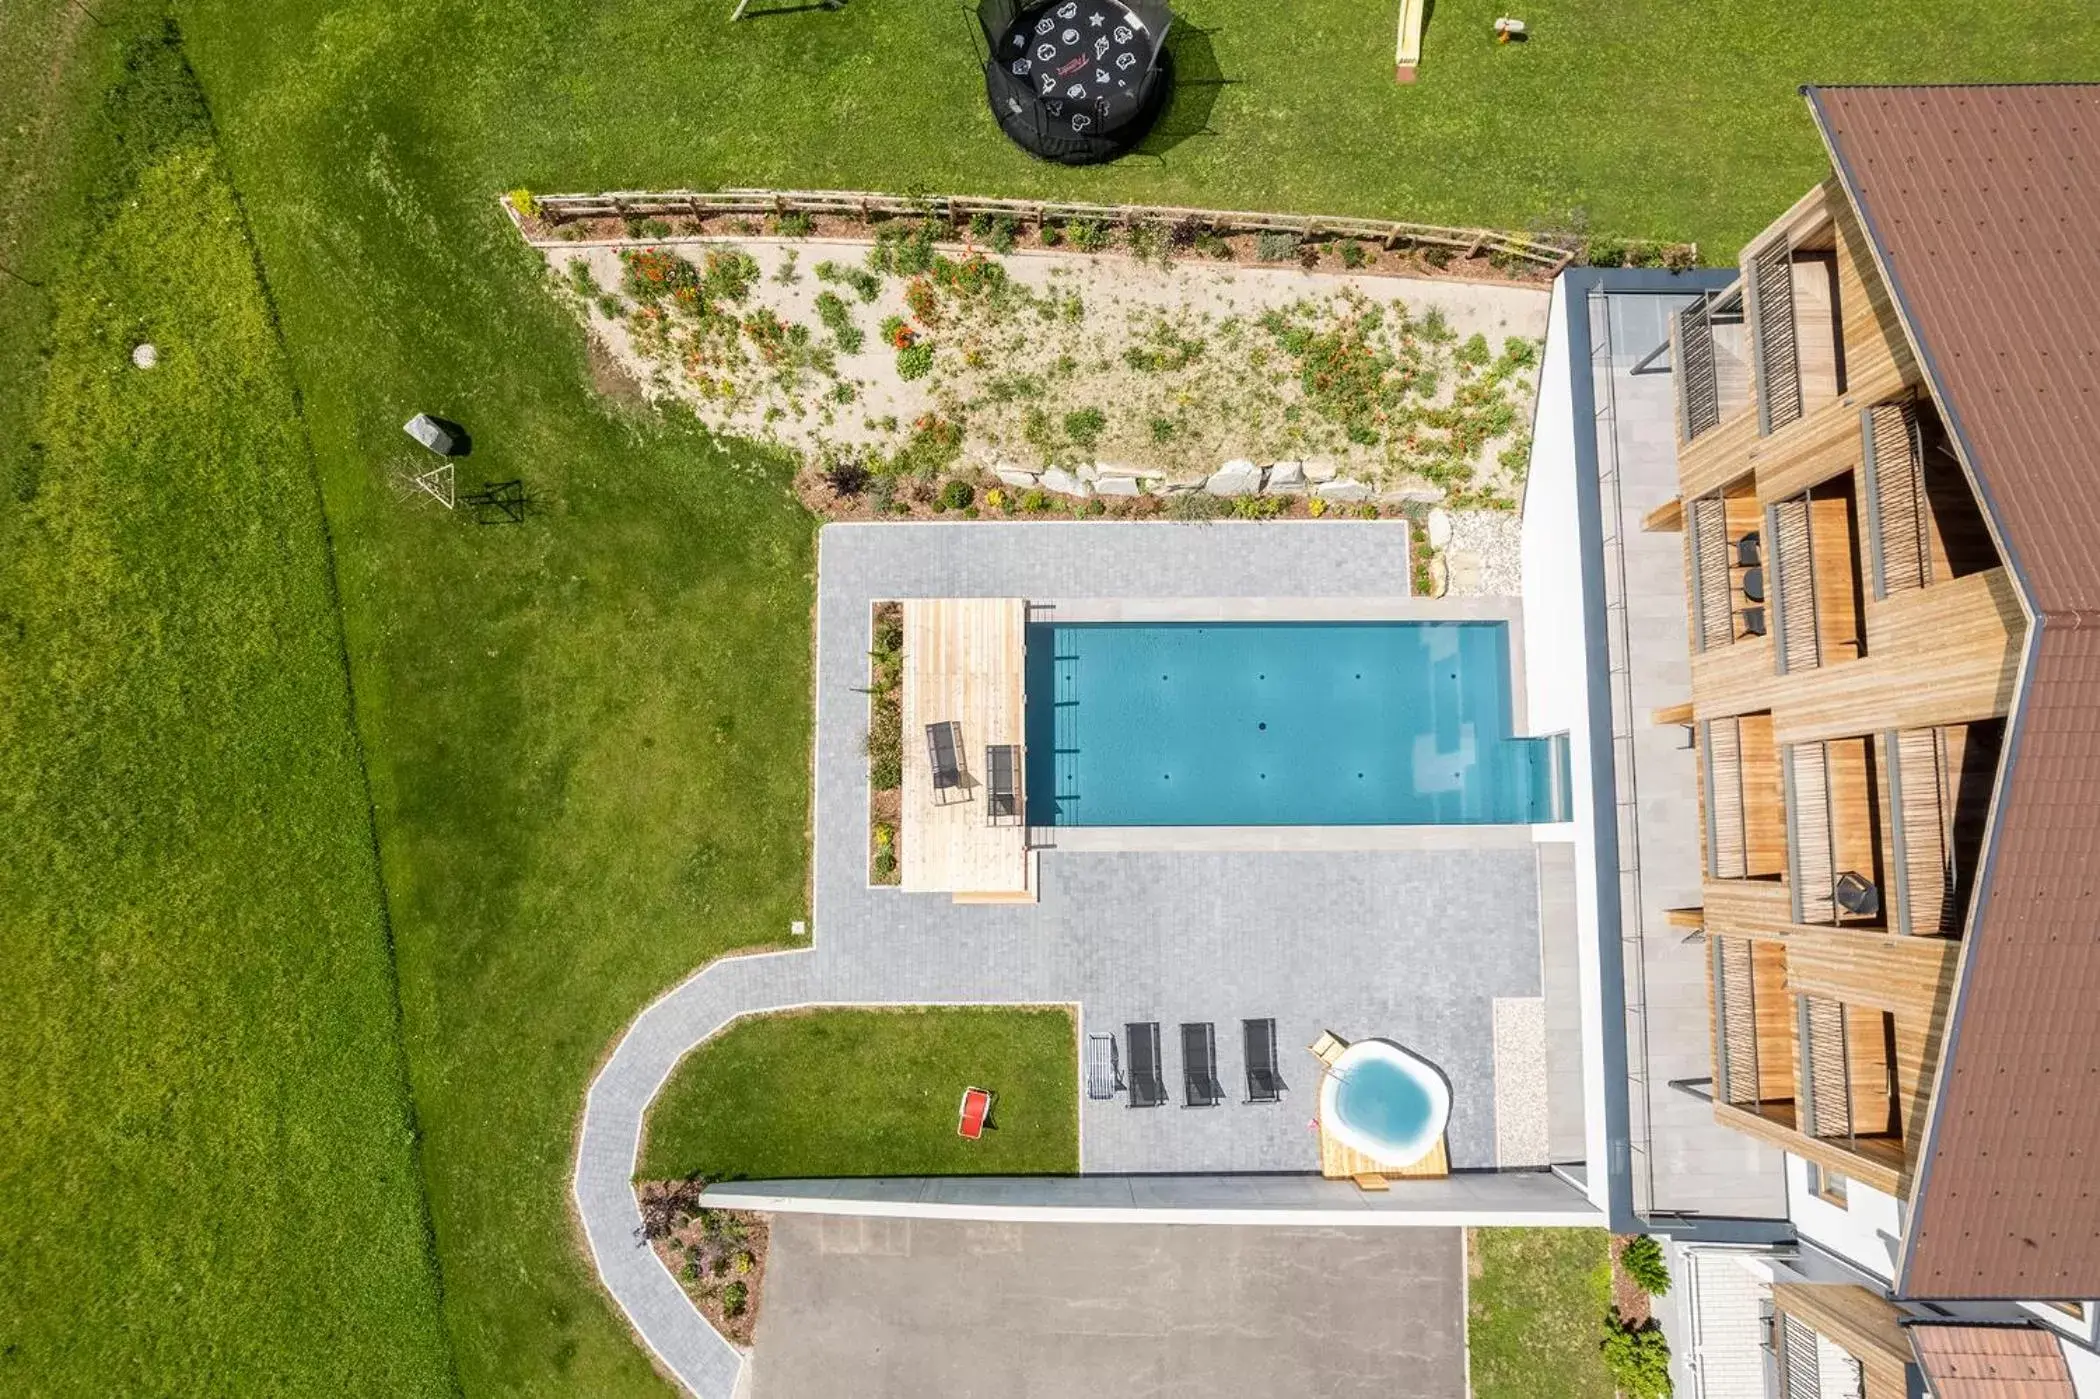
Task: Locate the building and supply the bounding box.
[1638,84,2100,1397]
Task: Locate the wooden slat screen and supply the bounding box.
[1789,742,1836,923]
[1773,494,1820,672]
[1690,494,1733,649]
[1800,994,1854,1140]
[1781,1314,1824,1399]
[1895,728,1956,935]
[1707,716,1748,879]
[1755,240,1803,433]
[1679,296,1721,439]
[1713,935,1761,1107]
[1868,403,1929,595]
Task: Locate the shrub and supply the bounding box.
[595,293,623,320]
[1628,240,1666,269]
[815,291,864,353]
[1196,230,1234,260]
[1126,221,1167,265]
[1456,332,1492,367]
[1038,222,1064,248]
[872,824,896,880]
[734,1251,755,1275]
[1585,235,1627,268]
[1601,1314,1672,1399]
[1020,488,1051,513]
[565,258,598,296]
[868,474,898,513]
[702,248,760,302]
[506,187,538,219]
[968,212,1019,254]
[1063,407,1106,449]
[1339,239,1369,269]
[879,314,913,349]
[635,217,672,240]
[1297,242,1321,270]
[935,479,975,512]
[773,210,814,238]
[621,247,700,304]
[721,1281,749,1317]
[983,487,1006,512]
[816,260,883,302]
[1067,219,1112,252]
[1170,491,1229,521]
[895,342,935,380]
[1620,1236,1672,1296]
[1421,244,1454,269]
[1664,243,1698,272]
[1149,417,1176,443]
[1166,216,1202,250]
[1307,496,1329,517]
[904,277,939,325]
[824,455,870,497]
[866,700,903,789]
[1256,230,1299,262]
[1081,497,1108,516]
[1230,493,1286,519]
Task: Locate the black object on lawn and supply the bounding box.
[978,0,1172,165]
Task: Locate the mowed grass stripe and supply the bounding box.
[0,28,458,1395]
[642,1008,1081,1182]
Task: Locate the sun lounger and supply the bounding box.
[926,721,964,803]
[986,743,1021,825]
[957,1086,994,1139]
[1243,1018,1285,1103]
[1181,1022,1224,1108]
[1086,1032,1125,1100]
[1126,1022,1167,1108]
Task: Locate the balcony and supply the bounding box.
[1769,473,1865,673]
[1687,475,1768,649]
[1709,935,1795,1111]
[1676,284,1753,442]
[1786,736,1885,929]
[1862,398,1998,597]
[1887,719,2002,937]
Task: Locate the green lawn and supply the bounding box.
[1468,1227,1617,1399]
[642,1008,1080,1181]
[7,1,2094,1395]
[0,26,456,1394]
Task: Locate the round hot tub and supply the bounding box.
[1319,1039,1451,1168]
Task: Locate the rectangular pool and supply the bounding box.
[1023,621,1569,827]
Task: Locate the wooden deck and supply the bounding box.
[899,599,1032,900]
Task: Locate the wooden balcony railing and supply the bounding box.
[1705,717,1749,879]
[1753,241,1803,433]
[1890,728,1956,936]
[1864,402,1929,596]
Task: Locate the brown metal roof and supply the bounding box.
[1805,84,2100,1300]
[1911,1324,2075,1398]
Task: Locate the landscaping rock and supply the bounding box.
[1265,460,1308,492]
[1205,459,1263,496]
[1315,479,1373,503]
[1383,487,1445,504]
[1094,475,1142,497]
[1040,467,1092,499]
[994,464,1041,489]
[1302,455,1340,482]
[1427,507,1454,548]
[1074,462,1100,483]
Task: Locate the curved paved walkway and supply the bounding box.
[573,520,1558,1397]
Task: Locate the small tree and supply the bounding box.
[1620,1235,1672,1296]
[1601,1312,1672,1399]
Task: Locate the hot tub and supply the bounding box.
[1319,1039,1451,1168]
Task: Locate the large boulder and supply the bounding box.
[1314,478,1373,503]
[1265,460,1308,492]
[1094,475,1142,497]
[994,464,1041,489]
[1205,459,1263,496]
[1426,507,1454,548]
[1302,455,1340,482]
[1041,466,1092,499]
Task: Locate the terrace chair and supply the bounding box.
[1243,1019,1285,1103]
[1181,1022,1224,1108]
[986,743,1021,826]
[1309,1029,1349,1068]
[926,721,965,804]
[1086,1032,1125,1101]
[1125,1022,1167,1108]
[957,1086,994,1140]
[1736,531,1762,569]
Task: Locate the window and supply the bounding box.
[1806,1161,1849,1207]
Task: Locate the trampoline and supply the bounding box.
[978,0,1172,164]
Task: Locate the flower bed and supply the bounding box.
[867,602,902,885]
[636,1180,769,1347]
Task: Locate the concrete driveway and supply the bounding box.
[751,1215,1466,1399]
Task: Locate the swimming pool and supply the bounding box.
[1023,620,1567,827]
[1321,1039,1452,1168]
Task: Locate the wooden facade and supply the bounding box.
[1652,177,2026,1198]
[1771,1282,1916,1399]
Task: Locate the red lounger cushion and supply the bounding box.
[957,1088,992,1140]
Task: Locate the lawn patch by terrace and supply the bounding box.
[642,1007,1079,1181]
[1467,1227,1617,1399]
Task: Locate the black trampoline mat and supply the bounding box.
[1000,0,1154,133]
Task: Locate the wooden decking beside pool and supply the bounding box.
[900,598,1033,900]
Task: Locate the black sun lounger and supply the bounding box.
[1243,1018,1285,1103]
[1086,1032,1124,1101]
[1126,1022,1167,1108]
[1181,1022,1224,1108]
[986,743,1021,826]
[926,721,964,802]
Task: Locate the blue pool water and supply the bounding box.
[1332,1056,1438,1152]
[1023,621,1568,826]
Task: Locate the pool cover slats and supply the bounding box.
[1025,621,1566,827]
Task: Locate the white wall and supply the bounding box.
[1785,1152,1903,1283]
[1519,279,1612,1207]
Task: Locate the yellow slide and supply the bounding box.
[1395,0,1427,82]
